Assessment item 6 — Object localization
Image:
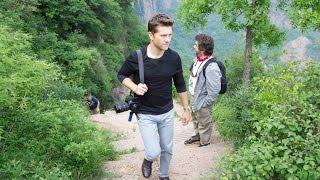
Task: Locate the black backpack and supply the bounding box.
[203,58,228,94]
[202,58,227,94]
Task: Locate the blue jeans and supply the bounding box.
[137,109,174,177]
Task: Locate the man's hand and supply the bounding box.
[134,83,148,95]
[178,92,190,126]
[181,108,190,126]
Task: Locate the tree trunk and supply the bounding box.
[243,26,253,88]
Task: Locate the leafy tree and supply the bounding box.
[178,0,285,88]
[280,0,320,31]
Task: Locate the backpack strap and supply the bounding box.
[136,49,144,84]
[202,58,215,78]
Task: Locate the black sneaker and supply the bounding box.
[159,177,170,180]
[184,134,200,145]
[141,159,153,178]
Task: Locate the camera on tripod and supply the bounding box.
[114,95,140,114]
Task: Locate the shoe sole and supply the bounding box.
[184,140,200,145]
[199,143,210,147]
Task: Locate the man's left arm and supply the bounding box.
[178,91,190,126]
[173,70,190,125]
[172,55,190,125]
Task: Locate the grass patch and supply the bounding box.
[118,147,138,155]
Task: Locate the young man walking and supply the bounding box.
[118,13,190,179]
[184,33,221,147]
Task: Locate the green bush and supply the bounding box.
[213,96,237,139]
[224,51,264,92]
[0,0,154,178]
[1,0,148,109]
[0,26,60,109]
[219,62,320,179]
[0,26,117,179]
[1,160,71,179]
[0,99,117,179]
[48,81,85,101]
[0,98,117,179]
[213,51,265,147]
[214,88,255,147]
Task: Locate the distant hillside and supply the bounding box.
[134,0,320,65]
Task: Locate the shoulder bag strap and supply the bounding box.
[136,49,144,84]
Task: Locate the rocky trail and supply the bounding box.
[90,102,232,180]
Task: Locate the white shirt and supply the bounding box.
[188,56,212,95]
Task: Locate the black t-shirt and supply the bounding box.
[118,46,186,115]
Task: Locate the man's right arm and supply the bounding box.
[121,78,148,96]
[118,53,148,96]
[121,78,138,92]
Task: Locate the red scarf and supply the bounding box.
[196,54,211,62]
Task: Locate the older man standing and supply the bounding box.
[184,33,221,147]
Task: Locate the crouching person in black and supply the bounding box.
[86,94,100,114]
[117,13,190,180]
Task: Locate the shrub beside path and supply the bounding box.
[90,101,232,179]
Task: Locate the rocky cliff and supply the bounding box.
[135,0,180,24]
[281,36,312,62]
[136,0,157,24]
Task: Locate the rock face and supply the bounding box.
[136,0,180,24]
[138,0,157,24]
[162,0,180,9]
[281,36,312,62]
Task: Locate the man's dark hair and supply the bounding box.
[195,33,214,55]
[148,13,174,33]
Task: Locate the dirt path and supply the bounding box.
[90,102,232,180]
